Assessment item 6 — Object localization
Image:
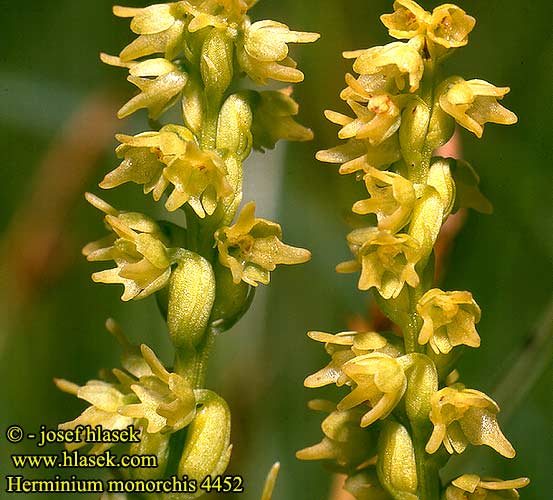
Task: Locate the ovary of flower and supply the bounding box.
[445,474,529,500]
[56,380,134,454]
[101,56,188,119]
[119,349,196,435]
[214,201,311,286]
[113,3,188,61]
[337,353,407,427]
[100,125,195,200]
[82,194,173,301]
[337,228,420,299]
[316,136,401,175]
[343,39,424,93]
[380,0,431,40]
[162,142,232,216]
[426,386,515,458]
[417,289,481,355]
[326,95,401,146]
[352,167,416,233]
[428,5,476,49]
[439,79,517,138]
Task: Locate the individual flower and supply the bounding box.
[304,331,403,390]
[237,19,319,84]
[445,474,529,500]
[316,136,401,175]
[325,94,402,146]
[55,378,134,454]
[380,0,430,40]
[337,228,421,299]
[380,1,475,49]
[439,78,517,138]
[100,125,195,201]
[338,353,407,427]
[343,38,424,93]
[251,88,314,151]
[163,141,232,215]
[118,345,196,433]
[296,400,377,468]
[352,167,416,232]
[101,125,231,217]
[215,201,311,286]
[416,288,481,354]
[428,5,476,49]
[426,386,515,458]
[182,0,256,32]
[113,3,188,61]
[101,56,188,119]
[82,194,173,301]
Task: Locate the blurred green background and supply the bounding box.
[1,0,551,499]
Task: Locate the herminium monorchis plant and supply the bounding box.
[55,1,317,497]
[298,2,528,499]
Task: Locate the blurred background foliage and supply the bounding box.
[0,1,551,499]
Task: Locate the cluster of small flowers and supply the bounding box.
[58,0,318,495]
[301,2,525,499]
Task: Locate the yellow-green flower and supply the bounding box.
[381,1,475,49]
[338,353,407,427]
[353,167,416,232]
[427,4,476,49]
[445,475,529,500]
[82,194,173,301]
[100,125,231,217]
[182,0,255,32]
[118,345,196,434]
[304,331,402,389]
[102,55,188,119]
[326,94,402,146]
[251,89,314,151]
[380,0,430,40]
[100,125,194,200]
[215,202,311,286]
[316,136,401,175]
[296,400,377,468]
[337,228,421,299]
[55,378,134,454]
[237,19,319,84]
[113,3,188,61]
[416,288,481,354]
[426,386,515,458]
[439,78,517,138]
[163,141,231,215]
[343,38,424,93]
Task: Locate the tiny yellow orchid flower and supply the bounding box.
[426,386,515,458]
[417,288,481,354]
[439,78,517,138]
[337,228,421,299]
[352,167,416,232]
[445,474,529,500]
[215,202,311,286]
